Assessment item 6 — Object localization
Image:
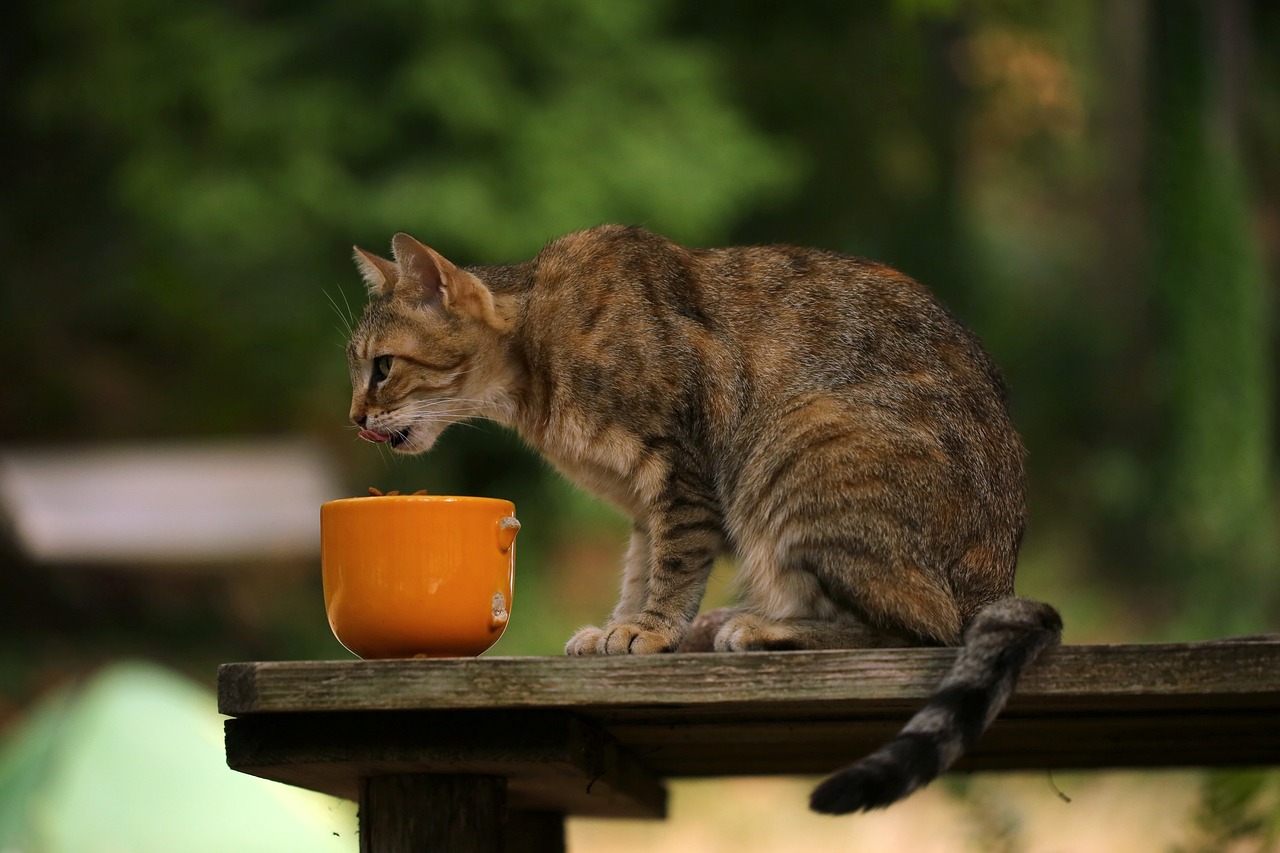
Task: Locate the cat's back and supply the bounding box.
[517,227,1023,593]
[528,224,934,327]
[524,226,1008,404]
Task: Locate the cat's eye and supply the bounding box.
[372,355,393,383]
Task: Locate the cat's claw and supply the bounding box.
[564,623,676,655]
[603,623,673,654]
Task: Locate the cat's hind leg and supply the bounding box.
[682,610,909,652]
[696,528,957,653]
[674,607,737,652]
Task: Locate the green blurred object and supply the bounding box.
[0,662,355,852]
[1149,0,1277,637]
[7,0,796,439]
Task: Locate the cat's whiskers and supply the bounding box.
[400,397,494,418]
[405,412,490,431]
[392,399,500,438]
[374,441,393,469]
[323,289,355,339]
[337,285,357,330]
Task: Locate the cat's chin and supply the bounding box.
[388,424,444,455]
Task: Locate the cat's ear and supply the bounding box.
[352,246,398,297]
[390,233,449,305]
[390,233,511,332]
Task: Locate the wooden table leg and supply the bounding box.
[360,775,507,853]
[505,811,566,853]
[358,775,568,853]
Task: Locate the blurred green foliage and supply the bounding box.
[0,0,1276,672]
[1,0,1278,846]
[1176,770,1280,853]
[1149,0,1277,635]
[3,0,794,440]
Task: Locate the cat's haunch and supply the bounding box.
[345,225,1061,813]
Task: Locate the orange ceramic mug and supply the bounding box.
[321,495,519,658]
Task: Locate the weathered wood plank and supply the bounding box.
[219,640,1280,818]
[223,710,667,819]
[225,703,1280,791]
[219,641,1280,717]
[358,778,569,852]
[607,709,1280,775]
[504,811,566,853]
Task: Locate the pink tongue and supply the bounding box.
[358,428,391,443]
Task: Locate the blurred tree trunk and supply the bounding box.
[1149,0,1276,635]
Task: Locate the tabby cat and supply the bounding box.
[346,226,1062,813]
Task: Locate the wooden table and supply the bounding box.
[219,638,1280,852]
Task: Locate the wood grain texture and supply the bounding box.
[219,640,1280,818]
[361,775,504,853]
[224,710,666,819]
[220,640,1280,716]
[503,811,565,853]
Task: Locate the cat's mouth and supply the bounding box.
[358,427,411,448]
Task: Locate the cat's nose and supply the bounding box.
[352,413,367,428]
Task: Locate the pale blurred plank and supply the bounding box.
[0,441,343,566]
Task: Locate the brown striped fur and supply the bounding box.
[347,226,1061,812]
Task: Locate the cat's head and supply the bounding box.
[346,233,517,454]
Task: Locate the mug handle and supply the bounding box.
[497,516,521,554]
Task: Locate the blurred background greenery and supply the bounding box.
[0,0,1276,850]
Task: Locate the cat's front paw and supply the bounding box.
[565,625,607,655]
[603,622,679,654]
[564,621,679,655]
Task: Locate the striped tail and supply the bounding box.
[809,597,1062,814]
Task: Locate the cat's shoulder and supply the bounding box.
[538,224,674,260]
[540,226,882,268]
[532,226,918,296]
